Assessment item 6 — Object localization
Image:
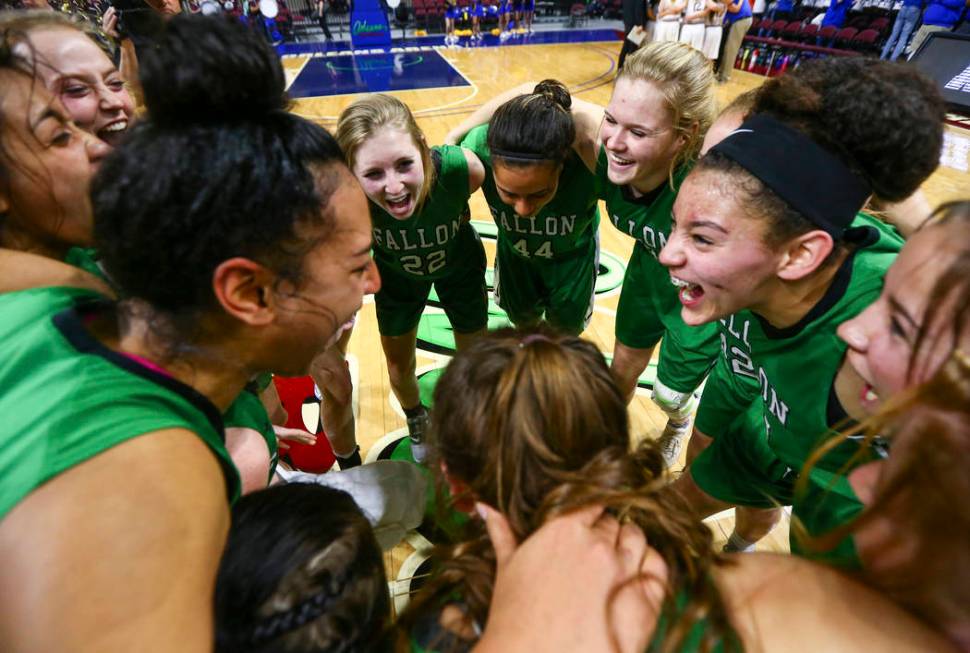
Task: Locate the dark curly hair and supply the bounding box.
[215,483,391,653]
[697,57,945,248]
[91,15,347,340]
[487,79,575,167]
[398,327,737,653]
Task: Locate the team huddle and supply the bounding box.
[0,8,968,653]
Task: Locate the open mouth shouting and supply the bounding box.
[385,191,414,218]
[97,119,129,148]
[670,275,705,308]
[859,380,880,411]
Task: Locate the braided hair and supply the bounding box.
[215,483,390,653]
[248,571,348,647]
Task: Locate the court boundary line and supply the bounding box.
[283,54,312,93]
[291,48,478,122]
[292,40,617,124]
[402,44,616,123]
[400,41,618,120]
[398,42,618,116]
[412,46,480,116]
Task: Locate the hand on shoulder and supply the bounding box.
[474,503,666,653]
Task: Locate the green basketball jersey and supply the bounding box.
[596,146,689,258]
[57,250,276,474]
[647,585,741,653]
[597,149,720,365]
[461,124,600,262]
[711,213,902,472]
[371,145,475,281]
[0,286,242,518]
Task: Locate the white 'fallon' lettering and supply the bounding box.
[373,220,460,252]
[492,208,578,236]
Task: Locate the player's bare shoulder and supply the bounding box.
[715,553,958,653]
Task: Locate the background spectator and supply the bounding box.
[101,0,178,106]
[655,0,686,41]
[907,0,964,55]
[717,0,751,82]
[880,0,923,60]
[821,0,851,27]
[618,0,647,68]
[771,0,792,20]
[316,0,333,39]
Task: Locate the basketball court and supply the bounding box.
[273,30,970,600]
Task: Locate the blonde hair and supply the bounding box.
[335,94,436,210]
[618,41,716,184]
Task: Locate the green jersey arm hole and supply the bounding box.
[224,425,274,494]
[224,387,279,490]
[0,287,242,511]
[463,147,486,195]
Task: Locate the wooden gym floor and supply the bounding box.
[279,40,970,583]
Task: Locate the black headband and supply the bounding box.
[490,147,556,162]
[709,114,871,238]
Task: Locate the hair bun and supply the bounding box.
[533,79,571,111]
[139,14,288,125]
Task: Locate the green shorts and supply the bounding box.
[375,225,488,338]
[690,399,796,509]
[695,355,760,437]
[693,383,862,568]
[493,234,598,335]
[615,246,719,393]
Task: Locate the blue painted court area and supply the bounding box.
[288,50,470,98]
[277,27,621,58]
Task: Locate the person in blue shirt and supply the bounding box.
[907,0,965,55]
[881,0,923,60]
[772,0,793,21]
[821,0,851,27]
[717,0,752,82]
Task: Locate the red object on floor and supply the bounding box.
[272,375,336,473]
